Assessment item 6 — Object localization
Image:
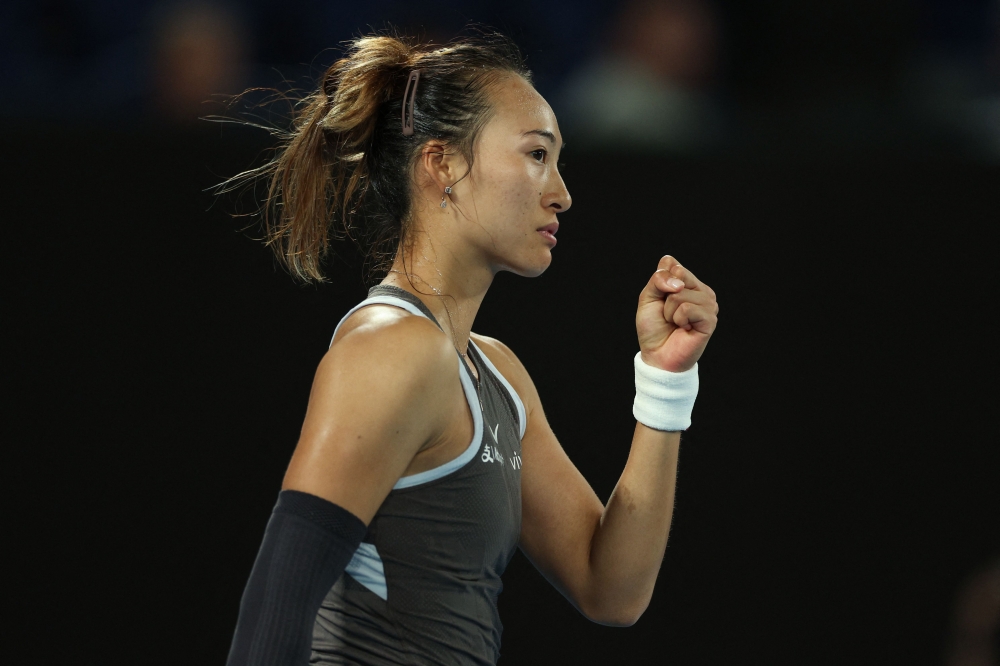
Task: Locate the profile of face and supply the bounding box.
[426,76,572,278]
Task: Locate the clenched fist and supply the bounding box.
[636,255,719,373]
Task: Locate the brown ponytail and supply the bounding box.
[228,32,529,283]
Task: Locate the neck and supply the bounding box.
[382,230,494,355]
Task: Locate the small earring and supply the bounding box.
[440,186,452,209]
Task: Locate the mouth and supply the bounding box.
[536,222,559,246]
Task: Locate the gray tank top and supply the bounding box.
[311,285,526,665]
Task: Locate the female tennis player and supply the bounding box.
[226,33,718,666]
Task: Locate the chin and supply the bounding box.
[503,250,553,278]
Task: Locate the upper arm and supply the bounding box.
[282,313,457,524]
[472,335,606,614]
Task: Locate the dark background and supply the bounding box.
[4,1,999,664]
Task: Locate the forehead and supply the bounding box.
[486,76,558,138]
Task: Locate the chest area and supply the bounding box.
[371,372,523,572]
[475,376,523,476]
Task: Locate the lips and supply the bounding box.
[537,221,559,247]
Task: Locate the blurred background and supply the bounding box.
[3,1,998,665]
[4,0,1000,156]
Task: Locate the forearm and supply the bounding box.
[226,491,366,666]
[516,256,714,626]
[585,423,680,624]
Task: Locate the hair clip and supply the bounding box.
[401,70,421,136]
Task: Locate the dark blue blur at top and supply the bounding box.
[1,0,998,158]
[0,0,616,123]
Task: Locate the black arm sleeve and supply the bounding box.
[226,490,367,666]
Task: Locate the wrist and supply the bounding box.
[639,350,695,374]
[632,352,699,432]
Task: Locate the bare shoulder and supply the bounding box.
[284,306,461,521]
[333,304,443,350]
[329,305,455,375]
[471,332,540,413]
[470,332,521,373]
[316,305,460,437]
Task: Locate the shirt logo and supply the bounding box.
[481,422,522,470]
[481,441,503,465]
[482,423,504,465]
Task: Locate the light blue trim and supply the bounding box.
[330,296,429,347]
[330,294,485,490]
[470,340,528,440]
[344,542,388,600]
[392,359,483,488]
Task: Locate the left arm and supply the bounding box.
[481,256,718,625]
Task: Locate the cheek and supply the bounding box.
[490,174,536,221]
[473,159,542,236]
[505,185,536,238]
[508,172,542,212]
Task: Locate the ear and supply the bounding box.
[418,139,466,191]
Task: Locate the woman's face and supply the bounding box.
[455,76,571,277]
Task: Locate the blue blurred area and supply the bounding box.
[0,0,614,121]
[0,0,997,148]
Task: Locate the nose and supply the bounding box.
[543,171,572,213]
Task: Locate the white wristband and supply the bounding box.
[633,352,699,431]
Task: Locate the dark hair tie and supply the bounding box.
[401,70,421,136]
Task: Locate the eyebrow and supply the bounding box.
[522,129,565,150]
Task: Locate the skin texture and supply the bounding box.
[282,75,720,625]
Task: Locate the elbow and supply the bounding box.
[592,613,643,628]
[579,596,650,627]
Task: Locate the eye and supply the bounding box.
[531,148,547,162]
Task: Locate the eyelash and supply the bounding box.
[531,149,547,162]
